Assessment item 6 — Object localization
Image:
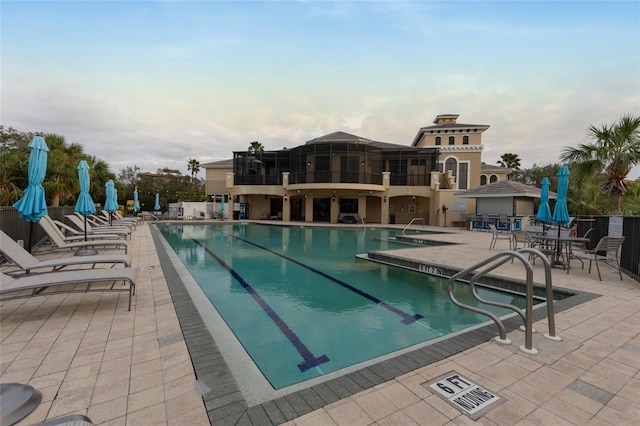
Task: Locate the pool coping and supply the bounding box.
[149,224,600,425]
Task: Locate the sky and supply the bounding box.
[2,0,639,180]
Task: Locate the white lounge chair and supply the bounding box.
[65,214,131,238]
[38,216,129,254]
[52,219,125,241]
[76,212,133,232]
[1,230,131,274]
[0,268,137,310]
[87,213,135,230]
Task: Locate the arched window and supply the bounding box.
[481,175,487,185]
[435,136,441,146]
[490,174,498,183]
[448,136,455,145]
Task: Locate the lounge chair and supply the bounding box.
[88,213,135,230]
[65,215,131,238]
[108,210,141,224]
[100,210,138,226]
[52,219,125,241]
[77,212,133,231]
[38,216,129,254]
[0,267,136,310]
[1,230,131,274]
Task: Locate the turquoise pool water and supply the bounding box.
[157,223,533,389]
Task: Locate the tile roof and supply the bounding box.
[201,159,234,168]
[456,179,556,199]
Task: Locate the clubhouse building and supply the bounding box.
[203,114,511,226]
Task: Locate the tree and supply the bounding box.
[513,162,561,187]
[88,156,115,204]
[248,141,264,154]
[497,153,521,179]
[43,134,85,206]
[561,114,640,214]
[187,158,200,182]
[0,126,30,205]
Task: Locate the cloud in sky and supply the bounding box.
[2,0,639,179]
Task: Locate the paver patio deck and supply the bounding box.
[1,221,638,425]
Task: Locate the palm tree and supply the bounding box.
[248,141,264,154]
[89,156,115,203]
[187,159,200,183]
[497,153,521,179]
[43,134,85,206]
[561,114,640,214]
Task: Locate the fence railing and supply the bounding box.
[1,206,80,248]
[575,215,640,280]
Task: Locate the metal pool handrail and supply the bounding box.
[446,247,558,354]
[402,218,425,234]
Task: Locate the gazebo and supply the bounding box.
[455,180,556,231]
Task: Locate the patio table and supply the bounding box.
[531,234,590,271]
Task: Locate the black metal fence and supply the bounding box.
[0,206,76,248]
[574,215,640,280]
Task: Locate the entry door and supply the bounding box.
[313,198,331,222]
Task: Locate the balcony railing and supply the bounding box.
[233,172,430,187]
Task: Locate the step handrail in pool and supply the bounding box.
[402,218,425,234]
[446,248,557,354]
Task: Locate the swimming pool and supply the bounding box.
[157,223,535,391]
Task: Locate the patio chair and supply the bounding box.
[468,213,480,229]
[38,216,129,254]
[511,230,532,250]
[498,214,509,229]
[458,212,469,228]
[488,223,512,250]
[481,213,492,227]
[0,267,136,310]
[572,236,625,281]
[0,230,131,274]
[567,228,593,270]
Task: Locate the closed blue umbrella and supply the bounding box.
[104,179,118,225]
[536,177,552,223]
[154,193,161,211]
[74,160,97,255]
[13,135,49,252]
[551,166,571,267]
[552,166,570,227]
[104,180,118,212]
[133,187,140,214]
[220,194,225,218]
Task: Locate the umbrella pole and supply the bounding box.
[75,215,98,256]
[551,225,565,269]
[27,221,34,253]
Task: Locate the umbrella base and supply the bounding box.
[551,260,566,269]
[75,248,98,256]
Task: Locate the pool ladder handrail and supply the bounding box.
[402,217,425,234]
[446,247,559,355]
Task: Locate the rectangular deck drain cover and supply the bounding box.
[423,371,504,420]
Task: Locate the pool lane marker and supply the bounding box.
[191,239,330,373]
[218,231,424,325]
